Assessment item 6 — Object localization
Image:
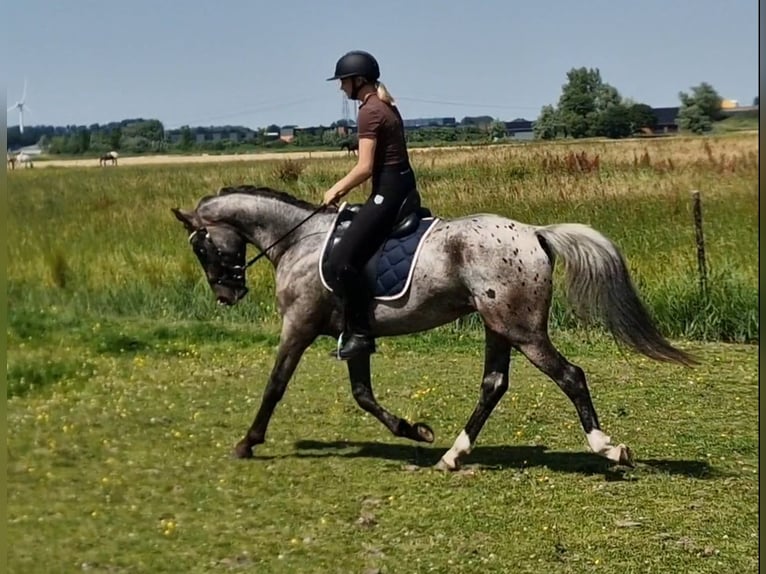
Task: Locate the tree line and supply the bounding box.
[533,67,738,139]
[7,69,745,154]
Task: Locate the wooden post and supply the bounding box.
[691,190,707,296]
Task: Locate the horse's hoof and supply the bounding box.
[617,444,635,467]
[413,422,435,443]
[434,458,459,472]
[233,442,254,459]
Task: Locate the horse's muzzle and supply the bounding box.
[214,286,249,306]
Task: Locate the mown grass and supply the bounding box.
[7,326,758,573]
[7,133,758,572]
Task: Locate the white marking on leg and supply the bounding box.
[587,429,631,464]
[587,429,611,454]
[439,429,472,470]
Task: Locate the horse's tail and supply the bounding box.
[535,223,697,366]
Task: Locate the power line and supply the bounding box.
[166,97,316,129]
[396,96,540,112]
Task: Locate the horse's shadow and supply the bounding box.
[291,439,720,481]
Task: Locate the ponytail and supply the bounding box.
[376,81,396,106]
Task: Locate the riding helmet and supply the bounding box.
[326,50,380,82]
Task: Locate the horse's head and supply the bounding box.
[172,208,249,306]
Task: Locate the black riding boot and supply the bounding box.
[336,266,376,360]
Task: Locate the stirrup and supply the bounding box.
[328,331,346,359]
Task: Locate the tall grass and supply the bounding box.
[8,133,758,344]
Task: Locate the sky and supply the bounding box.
[4,0,760,131]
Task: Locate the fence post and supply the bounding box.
[691,190,708,297]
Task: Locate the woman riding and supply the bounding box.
[323,50,419,360]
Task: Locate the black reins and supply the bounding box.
[243,204,328,269]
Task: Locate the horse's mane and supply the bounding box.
[198,185,324,212]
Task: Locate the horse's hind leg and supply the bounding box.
[347,355,435,443]
[517,334,634,466]
[436,326,511,471]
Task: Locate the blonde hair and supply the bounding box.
[376,81,396,106]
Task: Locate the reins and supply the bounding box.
[244,204,328,269]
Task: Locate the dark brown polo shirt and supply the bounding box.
[356,93,410,171]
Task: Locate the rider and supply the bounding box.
[323,50,419,360]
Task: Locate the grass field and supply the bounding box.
[7,133,759,573]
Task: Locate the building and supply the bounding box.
[402,117,457,130]
[650,107,680,134]
[504,118,535,139]
[279,125,297,143]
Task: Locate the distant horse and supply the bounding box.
[99,151,119,166]
[340,138,359,156]
[7,153,16,170]
[172,186,695,471]
[15,153,33,168]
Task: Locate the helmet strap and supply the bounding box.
[350,77,366,100]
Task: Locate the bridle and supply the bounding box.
[189,227,249,294]
[188,203,328,292]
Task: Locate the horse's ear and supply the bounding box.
[172,208,202,232]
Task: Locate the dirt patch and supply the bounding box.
[28,145,472,169]
[32,150,351,169]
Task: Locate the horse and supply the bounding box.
[15,152,33,168]
[340,138,359,156]
[99,150,119,166]
[7,153,16,170]
[172,185,695,471]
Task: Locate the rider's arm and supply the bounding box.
[326,137,376,202]
[323,105,379,205]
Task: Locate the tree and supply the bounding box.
[460,115,494,128]
[77,128,91,153]
[321,130,341,147]
[556,67,622,138]
[677,103,712,134]
[628,103,657,133]
[594,104,633,139]
[179,126,194,151]
[489,120,506,140]
[109,127,122,150]
[753,96,759,106]
[331,118,356,128]
[678,82,722,126]
[534,105,560,140]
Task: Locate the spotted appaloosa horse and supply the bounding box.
[99,151,119,166]
[172,186,695,471]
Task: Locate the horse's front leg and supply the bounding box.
[347,355,435,443]
[234,319,317,459]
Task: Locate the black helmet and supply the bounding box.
[326,50,380,82]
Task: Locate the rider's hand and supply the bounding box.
[323,189,342,206]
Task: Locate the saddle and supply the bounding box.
[319,191,440,301]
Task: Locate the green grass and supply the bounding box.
[712,114,759,133]
[7,327,758,573]
[7,132,759,342]
[7,134,758,572]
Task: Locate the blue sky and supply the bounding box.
[4,0,759,131]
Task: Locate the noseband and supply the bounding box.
[189,228,248,294]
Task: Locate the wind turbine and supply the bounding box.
[8,78,30,134]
